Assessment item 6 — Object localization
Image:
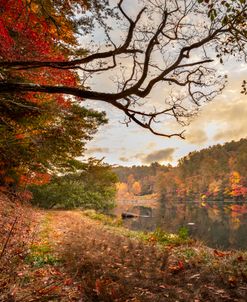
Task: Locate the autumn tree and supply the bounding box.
[114,139,247,201]
[0,0,246,187]
[158,139,247,200]
[0,0,110,187]
[132,181,142,195]
[30,160,118,211]
[116,182,129,199]
[0,0,246,136]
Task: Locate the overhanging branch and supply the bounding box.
[0,0,245,138]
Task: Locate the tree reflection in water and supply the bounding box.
[123,202,247,250]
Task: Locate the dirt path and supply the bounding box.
[45,211,171,302]
[11,210,247,302]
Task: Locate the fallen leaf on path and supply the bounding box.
[237,255,244,262]
[159,284,170,289]
[64,278,73,286]
[228,276,237,287]
[168,260,184,273]
[189,273,200,280]
[214,250,228,257]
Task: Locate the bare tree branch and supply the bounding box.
[0,1,146,71]
[0,0,246,138]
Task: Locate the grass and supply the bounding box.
[25,213,61,267]
[81,209,191,246]
[8,208,246,302]
[63,210,247,301]
[82,209,123,227]
[80,209,247,287]
[25,243,61,267]
[172,243,247,286]
[148,227,190,245]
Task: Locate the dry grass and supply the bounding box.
[47,211,247,301]
[0,192,36,301]
[0,200,246,301]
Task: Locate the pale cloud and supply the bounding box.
[186,128,208,145]
[146,142,157,149]
[86,147,110,154]
[186,95,247,145]
[211,99,247,141]
[134,152,145,159]
[119,156,129,162]
[141,148,176,164]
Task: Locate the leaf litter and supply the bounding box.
[0,195,246,301]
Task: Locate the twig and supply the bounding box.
[16,280,63,302]
[0,216,18,260]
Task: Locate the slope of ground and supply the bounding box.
[0,197,247,301]
[0,192,36,301]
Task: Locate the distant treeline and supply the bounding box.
[113,139,247,201]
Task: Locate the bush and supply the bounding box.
[30,163,117,211]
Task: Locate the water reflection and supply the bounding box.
[123,201,247,250]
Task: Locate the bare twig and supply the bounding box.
[0,217,18,260]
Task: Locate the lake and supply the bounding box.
[122,201,247,250]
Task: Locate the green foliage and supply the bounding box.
[0,98,107,186]
[149,227,190,245]
[83,209,123,227]
[174,138,247,200]
[30,161,118,211]
[178,226,189,240]
[114,139,247,201]
[25,243,60,267]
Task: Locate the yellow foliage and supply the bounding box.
[30,3,39,13]
[201,194,207,200]
[28,0,77,45]
[132,181,142,195]
[230,171,241,184]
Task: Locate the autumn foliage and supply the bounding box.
[114,139,247,201]
[0,0,107,188]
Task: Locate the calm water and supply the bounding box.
[123,201,247,250]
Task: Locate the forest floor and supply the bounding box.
[0,195,247,302]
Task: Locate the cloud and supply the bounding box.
[146,142,157,149]
[119,156,129,162]
[186,96,247,145]
[134,152,145,159]
[211,99,247,141]
[141,148,176,164]
[86,147,110,154]
[186,128,208,145]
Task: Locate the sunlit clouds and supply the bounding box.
[86,75,247,166]
[86,147,110,154]
[186,92,247,145]
[81,1,247,167]
[140,148,176,164]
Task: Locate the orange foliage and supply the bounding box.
[19,173,51,186]
[132,181,142,195]
[0,0,79,188]
[228,171,247,198]
[4,176,15,184]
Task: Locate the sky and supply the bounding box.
[84,71,247,166]
[82,1,247,167]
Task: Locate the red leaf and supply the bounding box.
[214,249,228,257]
[64,278,73,286]
[169,260,184,273]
